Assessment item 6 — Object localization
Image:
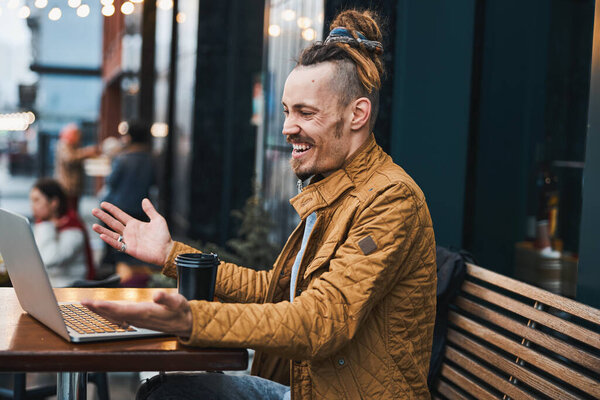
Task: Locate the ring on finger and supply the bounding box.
[120,242,127,252]
[117,235,124,243]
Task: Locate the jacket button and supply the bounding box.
[338,358,345,366]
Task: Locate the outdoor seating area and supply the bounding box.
[1,0,600,399]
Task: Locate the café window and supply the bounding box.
[258,0,324,244]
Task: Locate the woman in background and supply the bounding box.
[29,178,94,287]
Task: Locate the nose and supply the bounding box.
[282,115,300,136]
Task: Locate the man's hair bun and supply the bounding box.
[328,9,384,92]
[296,9,385,130]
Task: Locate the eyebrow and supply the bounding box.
[282,102,320,111]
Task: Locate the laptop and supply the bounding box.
[0,208,166,343]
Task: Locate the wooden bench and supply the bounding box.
[434,263,600,399]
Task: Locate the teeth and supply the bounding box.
[293,144,311,151]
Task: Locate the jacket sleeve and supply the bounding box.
[162,241,274,303]
[179,183,430,361]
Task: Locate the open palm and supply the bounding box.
[92,199,174,266]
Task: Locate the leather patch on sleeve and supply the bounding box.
[358,235,377,255]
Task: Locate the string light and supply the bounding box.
[268,24,281,37]
[150,122,168,138]
[100,0,113,6]
[101,4,115,16]
[34,0,48,9]
[120,1,134,15]
[281,9,295,21]
[68,0,81,8]
[0,112,35,131]
[48,7,62,21]
[176,12,186,24]
[117,121,128,135]
[301,28,316,41]
[297,17,312,29]
[156,0,173,10]
[17,5,30,18]
[76,4,90,17]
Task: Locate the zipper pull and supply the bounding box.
[297,179,303,193]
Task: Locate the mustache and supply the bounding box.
[286,135,314,145]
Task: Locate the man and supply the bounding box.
[85,9,436,399]
[55,123,98,211]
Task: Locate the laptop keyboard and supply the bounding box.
[59,304,137,335]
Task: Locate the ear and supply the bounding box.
[350,97,371,131]
[49,197,60,216]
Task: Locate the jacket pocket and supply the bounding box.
[303,241,339,279]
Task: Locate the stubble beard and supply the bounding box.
[289,119,346,181]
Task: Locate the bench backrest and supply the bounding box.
[434,263,600,399]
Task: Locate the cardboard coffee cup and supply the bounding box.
[175,253,219,301]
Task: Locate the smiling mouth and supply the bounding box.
[292,143,313,158]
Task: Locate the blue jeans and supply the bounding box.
[136,372,291,400]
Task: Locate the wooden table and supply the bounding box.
[0,287,248,399]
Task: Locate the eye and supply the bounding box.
[300,111,314,117]
[283,109,289,115]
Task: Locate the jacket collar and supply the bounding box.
[289,134,379,219]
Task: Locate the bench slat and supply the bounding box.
[446,328,584,400]
[437,380,471,400]
[466,263,600,325]
[441,364,498,400]
[449,311,600,398]
[462,280,600,349]
[455,296,600,373]
[445,345,536,400]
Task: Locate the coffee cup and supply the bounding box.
[175,253,219,301]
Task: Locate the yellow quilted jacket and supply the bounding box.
[163,135,437,399]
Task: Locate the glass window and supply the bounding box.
[259,0,324,244]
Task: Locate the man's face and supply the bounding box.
[282,63,352,181]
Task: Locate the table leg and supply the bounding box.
[57,371,87,400]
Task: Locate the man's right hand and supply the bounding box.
[92,199,174,266]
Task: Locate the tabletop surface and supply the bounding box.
[0,287,248,372]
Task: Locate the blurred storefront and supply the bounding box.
[21,0,102,179]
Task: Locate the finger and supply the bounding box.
[92,208,125,234]
[100,201,134,226]
[154,292,187,310]
[142,198,162,221]
[85,300,147,322]
[92,224,120,241]
[100,233,126,252]
[81,300,124,323]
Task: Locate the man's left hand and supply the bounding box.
[82,292,193,338]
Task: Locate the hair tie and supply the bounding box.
[324,27,383,54]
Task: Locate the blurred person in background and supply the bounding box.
[100,120,156,285]
[30,178,95,287]
[101,120,155,222]
[54,123,99,211]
